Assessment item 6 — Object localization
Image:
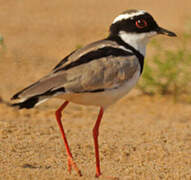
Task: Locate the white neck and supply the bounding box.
[119,31,156,56]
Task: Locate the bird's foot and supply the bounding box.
[67,157,82,176]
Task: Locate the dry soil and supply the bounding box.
[0,1,191,179]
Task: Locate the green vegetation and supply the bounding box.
[138,32,191,102]
[0,34,6,53]
[0,35,4,45]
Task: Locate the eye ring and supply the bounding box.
[135,19,148,29]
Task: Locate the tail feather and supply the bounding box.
[11,96,40,109]
[11,81,40,100]
[11,87,66,109]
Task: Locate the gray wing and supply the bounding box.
[11,39,139,103]
[62,55,139,93]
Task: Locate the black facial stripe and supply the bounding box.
[110,13,158,35]
[107,35,144,74]
[54,47,133,72]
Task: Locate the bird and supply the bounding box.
[11,9,176,178]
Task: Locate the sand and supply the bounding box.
[0,0,191,179]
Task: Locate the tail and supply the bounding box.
[11,96,48,109]
[11,84,66,110]
[11,72,67,109]
[11,87,65,109]
[11,80,48,109]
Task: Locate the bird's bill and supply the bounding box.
[157,27,177,37]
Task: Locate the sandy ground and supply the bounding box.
[0,0,191,179]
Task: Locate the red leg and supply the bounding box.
[93,107,104,177]
[55,101,82,176]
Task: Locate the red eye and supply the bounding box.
[135,19,148,29]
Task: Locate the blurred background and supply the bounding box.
[0,0,191,179]
[0,0,191,100]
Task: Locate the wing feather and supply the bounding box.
[11,39,138,102]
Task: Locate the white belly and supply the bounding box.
[59,70,140,108]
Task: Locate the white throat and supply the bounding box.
[119,31,156,56]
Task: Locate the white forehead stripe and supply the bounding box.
[112,10,146,24]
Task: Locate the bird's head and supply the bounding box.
[109,9,176,55]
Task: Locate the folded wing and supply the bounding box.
[11,39,138,109]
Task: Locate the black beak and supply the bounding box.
[157,27,177,37]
